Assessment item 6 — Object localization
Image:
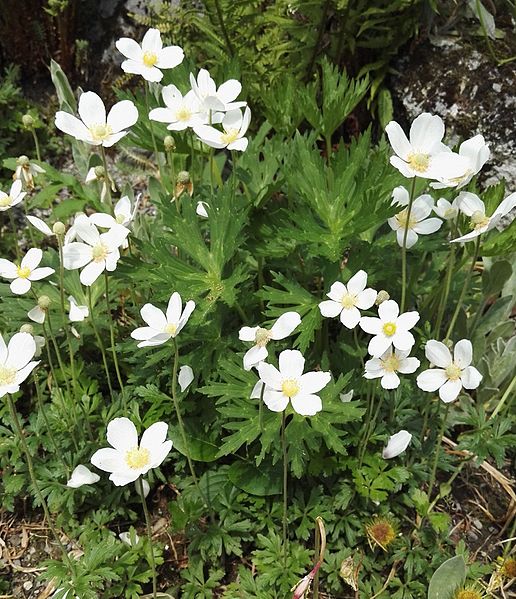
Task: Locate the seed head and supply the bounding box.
[53,221,66,236]
[164,135,176,151]
[22,114,35,128]
[375,290,390,305]
[366,516,397,551]
[37,295,51,309]
[20,324,34,334]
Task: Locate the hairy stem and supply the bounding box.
[137,477,157,599]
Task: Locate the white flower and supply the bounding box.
[68,296,89,322]
[431,134,490,189]
[62,220,129,286]
[385,113,469,182]
[0,248,55,295]
[89,196,139,249]
[359,300,419,357]
[64,213,91,245]
[116,28,184,83]
[340,390,354,402]
[178,365,194,391]
[28,305,46,324]
[189,69,246,113]
[67,464,100,488]
[14,155,45,190]
[388,187,443,248]
[257,349,331,416]
[55,91,138,147]
[382,430,412,459]
[416,339,482,403]
[239,312,301,371]
[319,270,377,329]
[131,292,195,348]
[194,107,251,151]
[451,191,516,243]
[196,201,209,218]
[364,347,420,389]
[0,180,26,211]
[433,197,460,221]
[149,85,206,131]
[90,417,172,486]
[119,530,140,546]
[0,332,39,398]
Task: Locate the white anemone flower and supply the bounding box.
[388,187,443,248]
[257,349,331,416]
[319,270,377,329]
[0,180,26,211]
[68,296,89,322]
[239,311,301,371]
[90,417,172,486]
[55,91,138,147]
[433,197,460,221]
[0,248,55,295]
[0,332,39,398]
[382,430,412,459]
[194,107,251,151]
[178,365,194,391]
[431,134,490,190]
[451,191,516,243]
[416,339,482,403]
[189,68,246,113]
[116,28,184,83]
[385,113,469,182]
[89,195,139,231]
[359,300,419,357]
[131,292,195,348]
[364,347,420,389]
[66,464,100,488]
[14,155,45,190]
[149,85,206,131]
[62,220,129,286]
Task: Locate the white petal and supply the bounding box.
[270,312,301,340]
[80,260,105,286]
[177,300,195,333]
[461,366,482,389]
[55,111,91,142]
[10,277,32,295]
[327,281,347,302]
[378,299,399,322]
[107,417,138,452]
[141,303,167,330]
[89,213,116,228]
[166,292,182,324]
[409,113,444,150]
[90,447,125,473]
[142,28,162,53]
[243,345,268,371]
[115,37,143,61]
[67,465,100,488]
[27,216,52,236]
[278,349,305,378]
[299,371,331,394]
[178,365,194,391]
[355,288,377,310]
[346,270,367,294]
[396,228,418,249]
[217,79,241,104]
[385,121,411,160]
[140,421,168,453]
[157,45,184,69]
[14,361,39,385]
[63,243,92,269]
[425,340,452,367]
[412,217,443,234]
[28,306,46,323]
[359,316,382,335]
[262,389,289,412]
[239,326,259,342]
[6,332,36,369]
[382,430,412,459]
[391,185,410,207]
[416,368,447,392]
[107,100,138,134]
[290,393,322,416]
[381,371,400,389]
[396,311,419,331]
[392,330,415,352]
[340,306,361,329]
[227,137,248,152]
[78,91,106,127]
[319,300,342,318]
[21,248,42,270]
[194,124,226,149]
[453,339,472,368]
[439,379,462,403]
[29,267,55,281]
[257,362,282,390]
[456,192,485,216]
[368,334,392,357]
[397,356,420,374]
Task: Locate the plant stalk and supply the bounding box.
[401,177,417,311]
[137,476,157,599]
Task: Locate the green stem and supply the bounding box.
[7,394,74,572]
[57,238,77,393]
[489,374,515,420]
[137,477,157,599]
[444,236,480,343]
[428,403,450,499]
[213,0,234,57]
[354,327,364,370]
[31,129,41,162]
[9,210,21,260]
[434,237,457,336]
[281,411,288,567]
[104,273,125,394]
[99,146,113,211]
[401,177,417,311]
[87,286,114,400]
[46,311,72,401]
[145,81,163,184]
[313,517,321,599]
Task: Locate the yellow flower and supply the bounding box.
[365,516,397,551]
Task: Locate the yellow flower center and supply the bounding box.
[142,51,158,67]
[470,210,490,230]
[382,322,396,337]
[176,107,192,122]
[407,152,430,173]
[115,213,126,224]
[89,123,113,142]
[281,378,300,398]
[454,589,482,599]
[366,518,396,551]
[0,196,11,207]
[164,323,177,336]
[125,446,151,469]
[92,243,108,262]
[341,293,357,309]
[16,266,31,278]
[395,208,417,230]
[255,327,271,348]
[221,128,240,145]
[445,362,462,381]
[0,365,17,386]
[381,353,400,373]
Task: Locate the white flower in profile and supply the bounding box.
[67,464,100,488]
[55,91,138,147]
[364,347,420,389]
[0,248,55,295]
[68,296,89,322]
[131,292,195,348]
[28,305,46,324]
[91,417,172,486]
[196,201,209,218]
[431,134,490,190]
[149,85,206,131]
[194,107,251,151]
[189,68,246,113]
[178,365,194,391]
[319,270,377,329]
[239,312,301,371]
[0,180,26,211]
[0,332,39,398]
[359,300,419,357]
[62,219,129,286]
[433,197,460,221]
[116,28,184,83]
[416,339,482,403]
[385,113,469,182]
[451,191,516,243]
[382,430,412,459]
[388,187,443,248]
[14,155,45,190]
[257,349,331,416]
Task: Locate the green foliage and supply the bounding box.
[427,555,467,599]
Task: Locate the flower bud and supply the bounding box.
[174,171,193,200]
[177,171,191,185]
[20,324,34,334]
[291,575,311,599]
[375,290,390,305]
[94,165,105,179]
[164,135,175,151]
[22,114,35,128]
[38,295,51,309]
[52,221,66,236]
[17,155,30,166]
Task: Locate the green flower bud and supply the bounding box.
[94,165,105,179]
[52,221,66,236]
[22,114,35,128]
[375,290,390,305]
[164,135,176,151]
